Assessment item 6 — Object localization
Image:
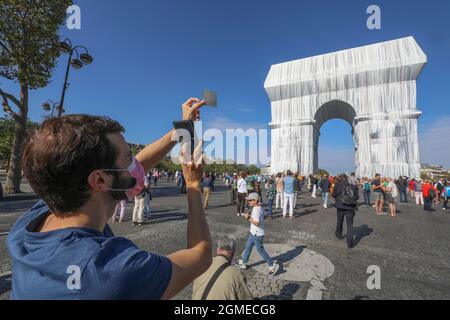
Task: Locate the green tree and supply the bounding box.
[0,116,39,169]
[0,0,72,194]
[317,168,330,176]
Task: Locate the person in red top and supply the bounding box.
[409,179,416,199]
[422,181,436,212]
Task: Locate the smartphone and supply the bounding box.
[173,120,195,155]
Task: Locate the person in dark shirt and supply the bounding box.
[331,174,359,249]
[201,173,214,210]
[371,173,384,215]
[319,175,331,209]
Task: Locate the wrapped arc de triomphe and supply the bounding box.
[264,37,427,178]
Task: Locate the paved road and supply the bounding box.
[1,180,450,300]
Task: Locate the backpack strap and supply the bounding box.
[201,256,231,300]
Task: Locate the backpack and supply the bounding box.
[363,182,371,191]
[341,184,359,206]
[445,186,450,197]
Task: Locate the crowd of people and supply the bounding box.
[224,171,450,217]
[74,161,450,231]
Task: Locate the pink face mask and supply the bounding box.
[105,157,146,200]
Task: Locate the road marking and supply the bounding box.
[246,243,335,300]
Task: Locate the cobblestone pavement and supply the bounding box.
[1,180,450,300]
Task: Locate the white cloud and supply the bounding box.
[419,117,450,169]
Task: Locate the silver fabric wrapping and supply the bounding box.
[265,37,426,178]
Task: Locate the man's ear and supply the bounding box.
[87,170,110,192]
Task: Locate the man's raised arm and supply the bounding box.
[161,143,212,300]
[136,98,205,171]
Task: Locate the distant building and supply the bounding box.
[421,164,450,180]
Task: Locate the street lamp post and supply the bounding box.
[58,39,94,117]
[42,100,63,117]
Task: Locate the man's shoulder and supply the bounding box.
[224,265,246,279]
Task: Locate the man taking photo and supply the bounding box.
[7,98,212,300]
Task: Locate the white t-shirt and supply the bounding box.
[250,206,265,236]
[237,178,247,193]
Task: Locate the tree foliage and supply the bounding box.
[0,0,72,88]
[0,0,72,193]
[0,116,39,169]
[153,157,261,175]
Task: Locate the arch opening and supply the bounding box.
[313,100,357,174]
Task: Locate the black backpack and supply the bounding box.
[341,184,358,206]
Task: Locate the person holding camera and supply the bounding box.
[7,98,212,300]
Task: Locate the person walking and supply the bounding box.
[398,176,408,203]
[319,175,331,209]
[442,181,450,211]
[230,174,238,204]
[435,179,445,205]
[112,200,127,223]
[371,174,384,215]
[408,178,416,199]
[192,237,253,300]
[362,177,371,206]
[275,173,284,210]
[331,174,359,249]
[132,188,146,226]
[202,173,214,210]
[385,178,398,217]
[236,172,247,216]
[152,169,159,186]
[415,179,424,207]
[293,173,301,208]
[348,172,358,186]
[237,193,280,276]
[143,175,152,220]
[423,180,436,212]
[310,175,318,198]
[266,177,276,219]
[282,170,295,219]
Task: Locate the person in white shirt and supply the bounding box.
[237,193,280,276]
[236,172,248,216]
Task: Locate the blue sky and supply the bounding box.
[2,0,450,172]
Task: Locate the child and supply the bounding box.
[238,193,280,276]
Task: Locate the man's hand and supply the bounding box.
[182,98,206,121]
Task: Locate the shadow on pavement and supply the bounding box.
[0,273,11,297]
[295,209,318,218]
[257,283,302,300]
[146,212,187,225]
[249,245,306,274]
[353,224,373,246]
